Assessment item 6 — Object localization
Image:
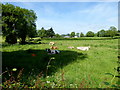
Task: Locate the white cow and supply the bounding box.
[68,46,74,49]
[77,46,90,51]
[49,42,55,45]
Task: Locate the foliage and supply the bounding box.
[103,67,120,89]
[86,31,94,37]
[97,29,106,37]
[70,32,75,37]
[42,37,113,40]
[5,34,17,44]
[37,27,47,38]
[96,26,118,37]
[108,26,118,37]
[80,32,84,37]
[46,27,55,38]
[2,3,37,44]
[37,27,55,38]
[76,33,79,37]
[55,33,62,38]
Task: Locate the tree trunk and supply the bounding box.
[20,37,26,44]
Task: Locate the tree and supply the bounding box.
[37,27,47,38]
[70,32,75,37]
[116,30,120,36]
[55,33,61,38]
[2,3,17,44]
[80,32,84,37]
[15,8,37,44]
[46,27,55,38]
[2,3,37,44]
[76,33,79,37]
[104,26,117,37]
[66,33,70,36]
[86,31,94,37]
[109,26,117,37]
[97,29,106,37]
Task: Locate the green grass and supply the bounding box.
[1,39,118,88]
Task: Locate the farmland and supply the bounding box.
[1,38,118,88]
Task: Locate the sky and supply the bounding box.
[2,1,118,34]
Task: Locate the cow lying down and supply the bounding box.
[77,46,90,51]
[49,42,55,45]
[46,48,60,54]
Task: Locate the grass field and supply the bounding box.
[1,38,118,88]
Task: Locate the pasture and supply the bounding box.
[1,38,118,88]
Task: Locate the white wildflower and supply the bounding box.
[12,68,17,71]
[47,81,50,83]
[47,76,49,78]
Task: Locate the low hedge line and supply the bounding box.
[42,37,114,40]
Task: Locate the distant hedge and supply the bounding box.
[42,37,114,40]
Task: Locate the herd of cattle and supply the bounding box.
[46,41,90,54]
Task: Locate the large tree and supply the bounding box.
[2,3,37,44]
[2,3,17,44]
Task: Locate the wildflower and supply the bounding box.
[47,76,49,78]
[12,68,17,71]
[70,84,73,86]
[31,54,36,56]
[33,80,36,82]
[47,81,50,83]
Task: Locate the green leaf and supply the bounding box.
[116,81,120,85]
[111,85,117,88]
[104,82,110,85]
[47,65,51,68]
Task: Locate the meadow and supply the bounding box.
[1,38,119,88]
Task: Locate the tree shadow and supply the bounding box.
[2,49,87,80]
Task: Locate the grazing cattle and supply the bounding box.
[50,46,58,49]
[77,46,90,51]
[68,46,74,49]
[46,48,60,54]
[49,42,55,45]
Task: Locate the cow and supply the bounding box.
[77,46,90,51]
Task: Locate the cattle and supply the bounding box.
[77,46,90,51]
[46,48,60,54]
[68,46,74,49]
[49,42,55,45]
[50,46,58,49]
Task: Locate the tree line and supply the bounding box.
[37,27,55,38]
[37,26,119,38]
[56,26,119,38]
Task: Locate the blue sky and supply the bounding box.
[2,2,118,34]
